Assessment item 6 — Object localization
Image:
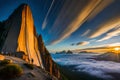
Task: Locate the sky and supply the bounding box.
[0,0,120,52]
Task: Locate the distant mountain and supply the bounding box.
[56,50,73,54]
[56,50,66,54]
[0,4,61,79]
[66,50,73,54]
[79,51,89,53]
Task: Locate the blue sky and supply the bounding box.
[0,0,120,52]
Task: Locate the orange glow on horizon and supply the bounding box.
[114,47,120,51]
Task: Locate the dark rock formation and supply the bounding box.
[38,35,61,79]
[0,4,61,79]
[57,50,73,54]
[0,21,6,50]
[56,50,66,54]
[66,50,73,54]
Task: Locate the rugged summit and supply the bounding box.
[0,4,61,79]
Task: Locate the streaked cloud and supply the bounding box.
[107,42,120,47]
[42,0,55,29]
[50,0,111,45]
[90,42,120,48]
[88,42,119,49]
[49,0,113,45]
[71,41,89,46]
[81,29,91,36]
[87,0,114,21]
[76,41,90,46]
[97,28,120,42]
[89,16,120,38]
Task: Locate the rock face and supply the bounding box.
[38,35,61,78]
[0,4,61,79]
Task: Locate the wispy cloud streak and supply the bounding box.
[81,29,91,37]
[97,28,120,42]
[89,16,120,38]
[76,41,90,46]
[42,0,55,29]
[49,0,113,45]
[107,42,120,47]
[87,0,114,21]
[71,41,90,46]
[50,0,103,45]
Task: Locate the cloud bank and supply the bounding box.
[52,53,120,79]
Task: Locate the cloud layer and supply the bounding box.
[52,53,120,79]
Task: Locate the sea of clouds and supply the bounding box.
[51,53,120,79]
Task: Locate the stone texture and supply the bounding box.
[38,35,61,79]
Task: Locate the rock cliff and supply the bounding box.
[38,35,61,78]
[0,4,61,79]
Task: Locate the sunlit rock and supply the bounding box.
[0,4,61,79]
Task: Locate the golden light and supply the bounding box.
[114,47,120,51]
[114,47,120,61]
